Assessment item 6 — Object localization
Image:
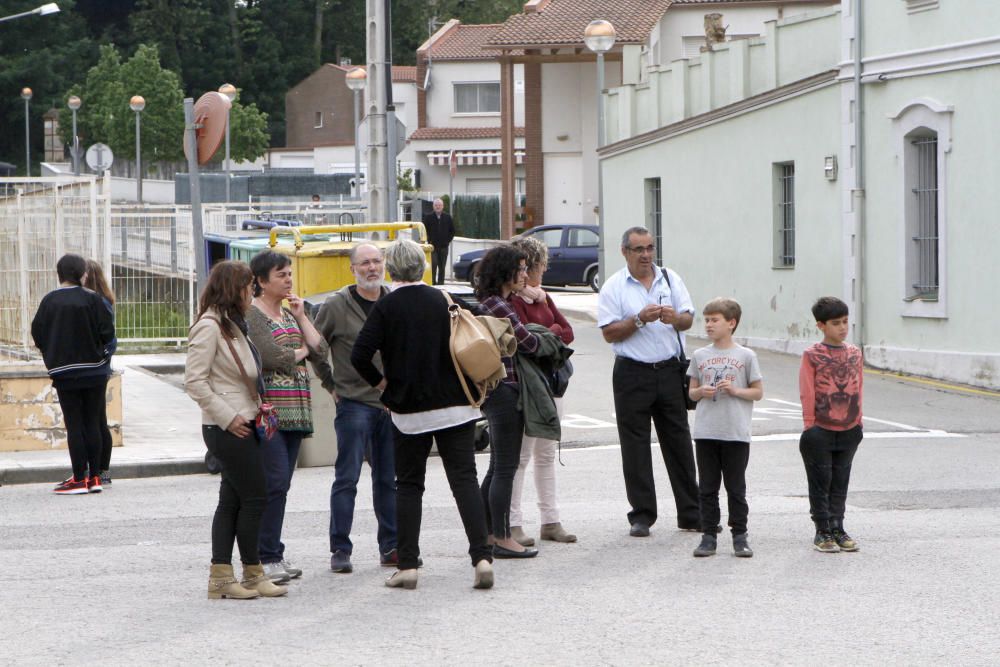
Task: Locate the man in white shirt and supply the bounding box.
[597,226,700,537]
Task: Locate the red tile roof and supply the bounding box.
[670,0,830,3]
[419,23,518,60]
[408,127,525,141]
[488,0,672,49]
[391,66,418,83]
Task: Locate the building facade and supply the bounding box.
[599,0,1000,389]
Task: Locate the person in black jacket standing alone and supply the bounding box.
[31,253,116,495]
[421,198,455,285]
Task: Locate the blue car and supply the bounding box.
[453,224,601,292]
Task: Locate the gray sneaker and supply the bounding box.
[693,534,717,557]
[330,549,353,573]
[733,533,754,558]
[262,561,291,583]
[281,559,303,579]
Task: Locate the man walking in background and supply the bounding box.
[422,198,455,285]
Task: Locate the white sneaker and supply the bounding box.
[281,559,303,579]
[262,562,291,583]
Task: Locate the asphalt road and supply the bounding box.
[2,315,999,665]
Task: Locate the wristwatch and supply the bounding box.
[634,315,645,329]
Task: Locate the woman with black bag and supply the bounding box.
[184,260,287,600]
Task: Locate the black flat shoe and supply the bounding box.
[493,544,539,559]
[629,522,650,537]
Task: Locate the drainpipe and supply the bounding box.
[853,0,866,349]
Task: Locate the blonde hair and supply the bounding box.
[511,235,547,272]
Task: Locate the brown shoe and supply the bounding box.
[208,564,259,600]
[241,563,288,597]
[510,526,536,547]
[540,522,577,543]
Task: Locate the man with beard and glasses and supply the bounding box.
[313,243,399,573]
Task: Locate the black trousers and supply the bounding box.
[393,420,491,570]
[480,383,524,538]
[695,439,750,535]
[799,424,863,530]
[431,246,449,285]
[612,357,700,528]
[54,379,106,481]
[97,376,113,473]
[204,425,267,565]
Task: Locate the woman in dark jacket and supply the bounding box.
[474,245,541,558]
[31,253,115,495]
[351,239,493,591]
[83,259,117,487]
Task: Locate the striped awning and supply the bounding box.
[427,149,525,166]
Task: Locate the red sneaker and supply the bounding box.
[87,475,103,494]
[54,477,88,495]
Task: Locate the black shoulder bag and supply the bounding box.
[661,268,697,411]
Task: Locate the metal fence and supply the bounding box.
[1,177,109,361]
[1,187,376,357]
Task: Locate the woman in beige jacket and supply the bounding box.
[184,260,286,600]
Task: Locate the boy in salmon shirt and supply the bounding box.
[799,297,863,553]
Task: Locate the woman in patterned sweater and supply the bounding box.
[248,251,328,583]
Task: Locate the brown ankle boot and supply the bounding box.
[510,525,536,547]
[208,564,259,600]
[241,563,288,597]
[540,522,577,543]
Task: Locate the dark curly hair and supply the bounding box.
[249,250,292,297]
[474,245,526,299]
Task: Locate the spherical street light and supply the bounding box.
[21,87,33,100]
[584,20,617,54]
[68,95,82,176]
[345,67,367,91]
[22,88,33,175]
[219,83,237,102]
[130,96,146,203]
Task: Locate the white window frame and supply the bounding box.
[453,81,501,116]
[314,111,324,129]
[890,98,952,319]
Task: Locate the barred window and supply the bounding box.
[644,178,663,266]
[907,133,939,300]
[773,162,795,268]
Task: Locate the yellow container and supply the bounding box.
[267,223,433,299]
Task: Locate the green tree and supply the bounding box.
[118,44,186,162]
[57,45,127,153]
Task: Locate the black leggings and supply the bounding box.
[98,376,113,473]
[204,425,266,565]
[55,380,105,481]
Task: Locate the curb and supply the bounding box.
[0,457,209,486]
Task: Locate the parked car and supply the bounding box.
[452,224,601,292]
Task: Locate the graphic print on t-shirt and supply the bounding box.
[810,347,863,427]
[696,354,745,400]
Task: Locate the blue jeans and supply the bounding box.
[258,429,303,564]
[330,397,397,555]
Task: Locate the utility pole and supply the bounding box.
[366,0,397,222]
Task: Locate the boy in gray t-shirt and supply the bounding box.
[686,298,764,558]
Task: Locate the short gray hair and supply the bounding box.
[349,242,381,264]
[621,226,651,249]
[384,239,427,282]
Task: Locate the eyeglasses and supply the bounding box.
[627,244,656,255]
[352,258,384,268]
[517,266,528,273]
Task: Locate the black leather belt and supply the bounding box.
[617,356,681,370]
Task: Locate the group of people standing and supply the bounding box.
[33,219,865,598]
[31,254,117,495]
[180,232,577,597]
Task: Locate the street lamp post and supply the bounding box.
[130,95,146,204]
[0,3,59,24]
[219,83,237,202]
[345,68,367,199]
[21,88,32,176]
[584,19,616,291]
[67,95,82,176]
